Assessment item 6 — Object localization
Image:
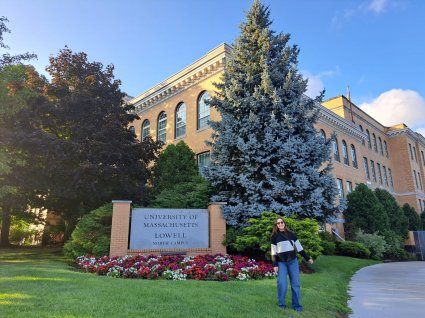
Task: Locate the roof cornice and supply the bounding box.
[317,102,365,142]
[387,128,425,147]
[130,43,232,115]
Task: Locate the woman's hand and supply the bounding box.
[308,258,314,265]
[273,266,278,273]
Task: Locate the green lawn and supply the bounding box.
[0,248,378,318]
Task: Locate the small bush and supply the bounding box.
[320,241,336,255]
[226,211,323,261]
[355,230,387,260]
[336,240,370,259]
[63,204,112,259]
[382,230,409,261]
[319,230,337,242]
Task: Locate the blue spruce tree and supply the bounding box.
[204,0,339,226]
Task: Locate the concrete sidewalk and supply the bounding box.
[348,261,425,318]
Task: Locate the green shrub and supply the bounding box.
[319,230,337,242]
[152,176,214,208]
[63,204,112,259]
[354,229,387,260]
[382,230,409,261]
[9,216,42,246]
[336,240,370,259]
[320,240,336,255]
[227,211,323,261]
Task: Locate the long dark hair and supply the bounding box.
[271,217,293,236]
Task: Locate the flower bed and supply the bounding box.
[75,254,275,281]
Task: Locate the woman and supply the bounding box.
[271,217,313,312]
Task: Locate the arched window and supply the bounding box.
[384,141,389,158]
[197,91,210,130]
[157,112,167,143]
[175,102,186,138]
[141,120,150,140]
[342,140,349,165]
[333,137,340,162]
[351,144,358,168]
[320,129,326,141]
[366,129,371,149]
[372,133,378,152]
[129,126,135,134]
[378,137,383,155]
[359,125,365,146]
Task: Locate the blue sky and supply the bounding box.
[1,0,424,134]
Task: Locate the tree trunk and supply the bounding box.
[0,209,11,247]
[63,216,78,243]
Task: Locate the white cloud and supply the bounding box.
[359,89,425,129]
[368,0,390,14]
[332,0,398,27]
[302,72,324,99]
[302,67,340,99]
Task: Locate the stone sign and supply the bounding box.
[129,208,209,249]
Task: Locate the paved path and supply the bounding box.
[348,261,425,318]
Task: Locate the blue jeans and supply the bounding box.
[277,258,302,311]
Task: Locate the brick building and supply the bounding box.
[128,44,425,234]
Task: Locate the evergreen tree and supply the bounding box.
[152,176,214,209]
[152,141,198,195]
[344,184,389,239]
[374,188,408,238]
[402,203,421,231]
[204,0,338,226]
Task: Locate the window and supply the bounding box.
[336,178,344,198]
[342,140,349,165]
[420,200,423,213]
[378,137,383,155]
[359,125,365,146]
[157,112,167,143]
[197,152,211,175]
[422,150,425,166]
[372,133,378,152]
[413,146,418,162]
[333,138,340,162]
[320,129,326,141]
[346,181,353,193]
[363,157,370,180]
[414,170,419,188]
[351,144,358,168]
[409,143,414,160]
[377,163,383,184]
[129,126,135,134]
[366,129,371,149]
[388,168,394,190]
[141,120,150,140]
[383,166,388,186]
[370,160,376,182]
[175,103,186,138]
[418,172,423,190]
[197,91,210,130]
[384,141,389,158]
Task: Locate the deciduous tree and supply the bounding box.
[5,48,161,241]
